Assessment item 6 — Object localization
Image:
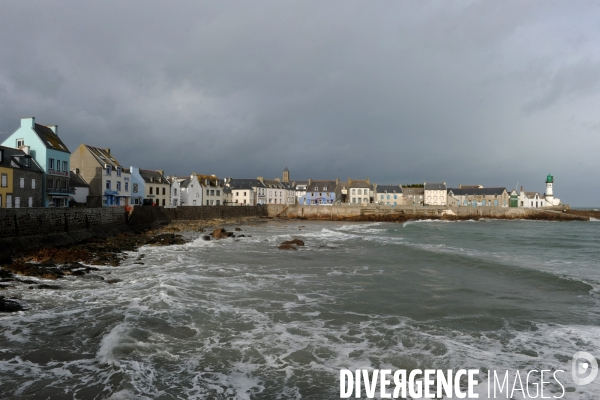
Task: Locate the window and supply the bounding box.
[49,159,55,169]
[1,174,7,187]
[28,197,33,207]
[174,189,177,196]
[196,193,199,197]
[20,178,24,188]
[156,187,159,195]
[125,182,129,191]
[162,188,165,195]
[31,179,35,189]
[133,183,138,193]
[216,200,220,205]
[117,181,121,191]
[106,165,112,175]
[216,190,220,196]
[210,190,215,196]
[106,180,111,190]
[63,161,67,171]
[162,199,165,206]
[206,189,209,195]
[323,186,327,191]
[6,195,12,208]
[206,200,209,205]
[0,195,2,207]
[315,187,319,191]
[14,197,20,208]
[193,200,196,205]
[149,187,153,194]
[62,180,67,189]
[17,139,25,148]
[117,167,121,176]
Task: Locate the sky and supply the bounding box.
[0,1,599,205]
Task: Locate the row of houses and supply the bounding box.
[0,117,562,209]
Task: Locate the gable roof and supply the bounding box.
[447,187,507,196]
[84,145,123,168]
[69,171,89,187]
[424,182,446,190]
[0,146,44,173]
[376,185,403,194]
[307,180,337,192]
[348,180,370,188]
[226,178,265,190]
[403,187,424,195]
[139,169,168,185]
[33,124,70,153]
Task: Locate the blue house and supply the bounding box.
[126,166,146,205]
[300,179,340,205]
[1,117,72,207]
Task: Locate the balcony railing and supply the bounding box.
[46,187,74,195]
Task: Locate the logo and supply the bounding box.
[572,351,598,386]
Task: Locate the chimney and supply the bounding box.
[22,146,30,155]
[21,117,35,128]
[75,168,80,174]
[308,178,312,186]
[105,148,110,154]
[336,177,340,185]
[366,178,370,184]
[521,186,523,193]
[48,125,58,135]
[257,176,264,183]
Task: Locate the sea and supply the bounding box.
[1,219,599,399]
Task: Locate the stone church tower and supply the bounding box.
[283,167,290,183]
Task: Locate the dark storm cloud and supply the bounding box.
[0,1,598,204]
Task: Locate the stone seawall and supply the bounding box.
[0,205,269,257]
[266,204,587,221]
[0,208,128,258]
[161,205,268,221]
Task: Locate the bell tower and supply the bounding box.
[283,167,290,183]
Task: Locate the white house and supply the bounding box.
[199,175,226,206]
[168,176,181,207]
[348,178,371,204]
[180,174,203,206]
[424,182,447,206]
[224,178,265,205]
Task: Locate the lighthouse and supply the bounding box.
[545,174,554,204]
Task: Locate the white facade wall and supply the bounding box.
[425,189,446,206]
[180,175,203,206]
[349,188,370,204]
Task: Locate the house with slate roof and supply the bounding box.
[348,178,372,204]
[1,117,72,207]
[179,174,202,206]
[139,169,170,206]
[424,182,447,206]
[224,178,266,205]
[70,144,131,207]
[69,169,90,205]
[447,187,509,207]
[374,184,403,206]
[0,145,44,208]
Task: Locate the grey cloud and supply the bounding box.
[0,1,598,204]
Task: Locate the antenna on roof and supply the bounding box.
[514,182,519,192]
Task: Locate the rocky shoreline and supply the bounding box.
[1,211,593,312]
[0,216,265,312]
